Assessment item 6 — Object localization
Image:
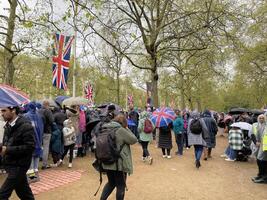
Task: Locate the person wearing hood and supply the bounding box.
[187,111,209,168]
[24,102,44,182]
[172,110,184,156]
[138,111,154,164]
[251,114,267,184]
[202,110,218,160]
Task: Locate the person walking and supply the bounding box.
[158,123,173,159]
[0,106,35,200]
[24,102,44,182]
[251,114,267,183]
[187,111,209,168]
[138,111,154,164]
[58,119,76,168]
[38,100,54,169]
[202,110,218,160]
[173,110,184,155]
[100,114,137,200]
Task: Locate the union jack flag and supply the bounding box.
[52,33,74,90]
[84,82,93,101]
[127,95,133,106]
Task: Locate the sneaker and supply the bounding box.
[41,165,51,170]
[167,155,171,159]
[57,159,63,166]
[225,158,235,162]
[251,176,262,181]
[68,163,72,168]
[147,156,153,165]
[220,154,228,158]
[142,157,146,162]
[162,155,167,158]
[50,163,58,167]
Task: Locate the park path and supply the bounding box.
[2,134,267,200]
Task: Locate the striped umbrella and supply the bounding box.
[0,84,30,107]
[151,107,176,128]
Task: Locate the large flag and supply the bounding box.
[52,33,74,90]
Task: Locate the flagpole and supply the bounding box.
[72,1,78,97]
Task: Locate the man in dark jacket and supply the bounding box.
[38,100,54,169]
[0,106,35,200]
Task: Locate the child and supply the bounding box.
[58,119,76,168]
[226,127,243,161]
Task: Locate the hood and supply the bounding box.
[190,111,200,118]
[203,110,211,117]
[102,121,121,129]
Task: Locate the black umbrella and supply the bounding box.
[249,109,264,115]
[228,107,250,115]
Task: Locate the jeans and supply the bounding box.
[100,170,127,200]
[0,167,35,200]
[30,156,39,171]
[140,141,150,157]
[61,144,75,163]
[175,134,183,155]
[42,134,51,167]
[225,146,237,160]
[194,145,203,161]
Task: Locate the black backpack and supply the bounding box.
[95,125,123,165]
[190,118,202,135]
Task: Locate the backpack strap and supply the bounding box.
[93,169,103,196]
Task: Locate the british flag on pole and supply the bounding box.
[52,33,74,90]
[127,95,133,106]
[84,82,94,105]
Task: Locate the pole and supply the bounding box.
[72,1,78,97]
[126,87,128,111]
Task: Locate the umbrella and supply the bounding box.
[230,122,252,131]
[228,107,250,115]
[39,99,59,108]
[97,103,122,114]
[55,96,70,106]
[249,109,264,115]
[151,107,176,128]
[62,97,89,106]
[0,84,30,107]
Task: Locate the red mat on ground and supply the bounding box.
[30,170,84,195]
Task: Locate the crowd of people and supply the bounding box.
[0,101,266,200]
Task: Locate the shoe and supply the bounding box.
[41,165,51,170]
[253,178,266,184]
[203,157,208,161]
[147,156,153,165]
[195,160,201,169]
[167,155,171,159]
[57,159,63,166]
[186,147,190,150]
[225,158,235,162]
[142,157,146,162]
[68,163,72,168]
[162,155,167,158]
[220,154,228,158]
[251,176,262,181]
[50,163,58,167]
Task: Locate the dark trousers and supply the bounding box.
[175,134,184,155]
[61,143,75,163]
[194,145,204,161]
[100,170,127,200]
[257,159,267,177]
[183,131,189,148]
[140,141,150,157]
[162,148,171,156]
[0,167,35,200]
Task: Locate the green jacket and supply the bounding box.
[138,111,154,142]
[102,121,138,174]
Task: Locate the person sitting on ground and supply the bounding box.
[225,126,243,161]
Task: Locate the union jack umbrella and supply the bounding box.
[151,107,176,128]
[0,84,30,107]
[52,33,74,90]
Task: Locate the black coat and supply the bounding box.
[2,116,35,169]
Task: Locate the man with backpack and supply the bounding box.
[94,112,137,200]
[138,110,154,164]
[187,111,209,168]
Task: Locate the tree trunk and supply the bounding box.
[180,74,186,110]
[150,52,159,108]
[116,71,120,105]
[3,0,17,85]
